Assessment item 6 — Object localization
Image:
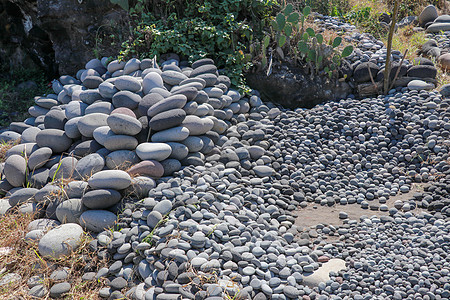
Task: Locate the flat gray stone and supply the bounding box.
[80,210,117,232]
[82,189,121,209]
[107,113,142,135]
[56,198,86,224]
[78,113,109,138]
[88,170,132,190]
[103,134,139,151]
[106,150,140,170]
[3,154,27,187]
[136,142,172,161]
[151,126,190,142]
[74,153,105,179]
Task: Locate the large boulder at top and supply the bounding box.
[419,5,438,28]
[246,62,351,109]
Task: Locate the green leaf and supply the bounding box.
[316,33,323,44]
[317,55,323,65]
[271,19,279,32]
[263,35,270,49]
[276,13,286,32]
[302,32,309,41]
[342,45,354,57]
[298,41,308,54]
[308,49,316,61]
[262,56,267,68]
[284,4,293,15]
[284,24,292,38]
[324,66,329,73]
[306,28,315,37]
[287,12,299,23]
[332,37,342,48]
[278,34,287,48]
[110,0,129,11]
[303,6,311,17]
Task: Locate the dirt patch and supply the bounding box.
[294,183,426,228]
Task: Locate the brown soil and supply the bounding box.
[294,183,426,228]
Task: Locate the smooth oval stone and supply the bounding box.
[136,143,172,161]
[88,170,132,190]
[65,101,88,119]
[21,127,41,143]
[79,89,102,105]
[190,64,218,77]
[0,180,13,196]
[93,126,114,146]
[10,121,31,133]
[81,69,100,82]
[114,75,142,92]
[28,147,53,170]
[147,95,187,117]
[161,70,188,85]
[253,166,274,177]
[139,93,164,116]
[196,73,217,86]
[44,109,67,130]
[147,211,163,228]
[125,176,156,198]
[98,81,119,99]
[104,134,138,151]
[85,101,114,115]
[192,58,214,69]
[149,109,186,131]
[36,129,72,153]
[71,140,102,157]
[49,156,77,180]
[106,150,140,170]
[151,127,189,142]
[74,153,105,179]
[64,181,88,199]
[160,159,181,176]
[195,104,209,116]
[110,107,136,117]
[143,72,164,94]
[57,90,71,104]
[127,160,164,178]
[112,91,141,110]
[78,113,109,138]
[107,60,126,73]
[0,131,21,143]
[124,58,141,74]
[82,189,121,209]
[167,142,189,160]
[56,198,86,224]
[27,168,50,188]
[194,90,209,104]
[6,143,38,158]
[204,87,223,98]
[182,116,214,135]
[85,58,105,72]
[29,105,50,118]
[179,77,206,88]
[172,86,198,101]
[149,87,170,97]
[38,223,84,258]
[79,210,117,232]
[107,114,142,135]
[182,136,204,152]
[8,188,39,207]
[83,75,103,89]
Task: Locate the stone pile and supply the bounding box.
[0,55,252,231]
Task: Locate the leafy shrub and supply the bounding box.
[294,0,351,17]
[116,0,276,89]
[260,4,353,78]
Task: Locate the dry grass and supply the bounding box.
[0,140,19,163]
[0,210,107,299]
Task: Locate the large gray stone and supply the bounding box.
[20,127,41,143]
[36,129,72,153]
[8,188,39,207]
[149,109,186,131]
[167,142,189,160]
[64,117,82,139]
[74,153,105,179]
[79,210,117,232]
[143,72,164,94]
[114,75,141,92]
[85,101,114,115]
[88,170,132,190]
[93,126,114,146]
[107,113,142,135]
[78,113,109,138]
[181,116,214,135]
[151,126,190,142]
[3,154,27,187]
[82,189,121,209]
[136,142,172,161]
[38,223,84,259]
[419,5,438,27]
[65,101,88,119]
[112,91,141,110]
[56,199,86,224]
[106,150,140,170]
[104,134,139,151]
[147,94,187,117]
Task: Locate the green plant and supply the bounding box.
[261,5,353,78]
[114,0,276,90]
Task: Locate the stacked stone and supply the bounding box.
[0,56,251,233]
